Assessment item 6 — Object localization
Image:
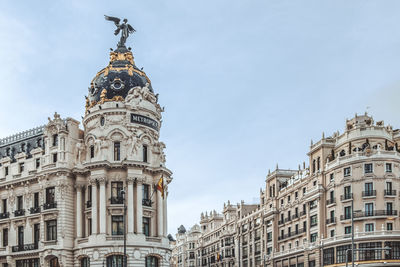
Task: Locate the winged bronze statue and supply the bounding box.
[105,15,136,48]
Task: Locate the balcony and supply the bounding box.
[326,198,336,205]
[14,209,25,217]
[284,217,291,223]
[43,202,57,210]
[142,199,152,207]
[341,210,398,220]
[86,201,92,208]
[300,210,306,217]
[0,212,9,219]
[110,196,124,204]
[362,190,376,197]
[384,190,397,197]
[12,243,38,252]
[326,217,336,224]
[340,193,353,201]
[292,214,299,220]
[29,207,41,214]
[278,228,306,241]
[278,220,284,225]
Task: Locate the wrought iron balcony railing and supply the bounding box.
[340,193,353,201]
[14,209,25,217]
[142,199,152,207]
[11,243,38,252]
[362,190,376,197]
[110,196,124,204]
[43,202,57,210]
[384,190,397,196]
[326,198,336,205]
[0,212,9,219]
[29,207,41,214]
[326,217,336,224]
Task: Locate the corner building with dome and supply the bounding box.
[0,38,172,266]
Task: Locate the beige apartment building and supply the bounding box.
[172,113,400,267]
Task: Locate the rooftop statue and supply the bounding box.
[104,15,136,48]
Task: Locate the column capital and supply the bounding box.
[127,177,136,185]
[89,177,97,186]
[98,177,107,185]
[74,184,85,190]
[135,177,145,184]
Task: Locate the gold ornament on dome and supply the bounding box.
[109,51,135,65]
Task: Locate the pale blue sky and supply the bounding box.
[1,0,400,236]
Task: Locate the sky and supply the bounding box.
[1,0,400,236]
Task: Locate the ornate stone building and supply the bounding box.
[0,35,172,266]
[172,113,400,267]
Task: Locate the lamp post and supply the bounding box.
[121,189,127,267]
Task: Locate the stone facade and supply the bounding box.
[172,113,400,267]
[0,45,172,266]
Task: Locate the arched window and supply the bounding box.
[312,159,316,173]
[49,257,60,267]
[317,157,320,170]
[107,255,124,267]
[80,257,90,267]
[146,256,159,267]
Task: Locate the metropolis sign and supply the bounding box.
[130,113,159,131]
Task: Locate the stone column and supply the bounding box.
[127,178,135,234]
[136,180,143,234]
[99,178,106,234]
[163,192,168,237]
[91,179,98,235]
[157,190,163,237]
[76,185,83,238]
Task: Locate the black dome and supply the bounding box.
[88,47,153,103]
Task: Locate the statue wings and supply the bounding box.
[104,15,120,26]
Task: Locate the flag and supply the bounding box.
[156,176,164,198]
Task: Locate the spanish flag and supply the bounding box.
[156,176,164,198]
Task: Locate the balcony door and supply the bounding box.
[34,224,40,247]
[18,226,24,247]
[365,203,374,216]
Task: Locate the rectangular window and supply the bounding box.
[359,242,382,261]
[365,203,374,216]
[114,142,120,161]
[52,134,58,147]
[34,223,40,245]
[35,158,40,169]
[52,153,57,163]
[336,245,352,263]
[386,163,393,173]
[310,215,317,227]
[2,199,6,213]
[90,145,94,158]
[18,226,24,246]
[330,229,335,237]
[46,220,57,241]
[344,206,352,219]
[330,173,334,182]
[344,167,351,177]
[34,192,39,208]
[345,226,352,235]
[143,184,150,200]
[2,228,7,247]
[19,163,24,173]
[365,223,374,232]
[143,145,148,162]
[143,217,150,236]
[111,216,124,235]
[17,196,23,210]
[364,163,373,173]
[111,182,124,204]
[310,233,317,243]
[46,187,55,204]
[4,167,8,177]
[387,223,393,231]
[323,247,335,265]
[303,187,306,195]
[387,182,393,193]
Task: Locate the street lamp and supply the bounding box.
[121,189,127,267]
